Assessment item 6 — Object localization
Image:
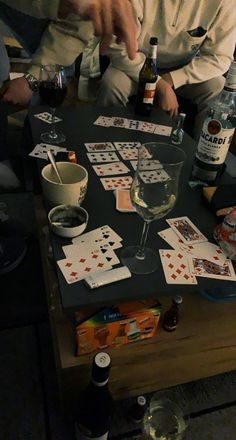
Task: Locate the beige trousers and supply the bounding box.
[96,66,225,139]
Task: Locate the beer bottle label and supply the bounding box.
[196,118,235,165]
[143,82,157,104]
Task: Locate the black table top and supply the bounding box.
[28,104,235,314]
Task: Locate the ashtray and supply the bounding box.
[48,204,88,238]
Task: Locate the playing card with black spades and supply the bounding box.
[72,225,123,250]
[87,152,119,163]
[140,169,171,183]
[63,241,120,266]
[34,112,62,124]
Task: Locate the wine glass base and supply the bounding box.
[41,132,66,144]
[120,245,159,275]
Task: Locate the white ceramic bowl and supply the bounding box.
[48,204,88,238]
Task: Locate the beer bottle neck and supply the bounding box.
[224,61,236,93]
[147,44,158,60]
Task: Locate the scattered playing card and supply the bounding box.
[138,122,156,133]
[119,148,138,161]
[181,242,228,266]
[100,176,133,190]
[159,249,198,284]
[188,257,236,281]
[111,117,129,129]
[140,169,170,183]
[114,142,141,151]
[92,161,130,176]
[84,142,115,152]
[34,112,62,124]
[94,116,112,127]
[57,251,112,284]
[115,189,136,212]
[130,160,138,170]
[29,143,67,160]
[87,152,119,163]
[154,124,172,136]
[63,242,120,266]
[166,217,208,245]
[72,225,122,250]
[158,227,185,249]
[126,119,142,130]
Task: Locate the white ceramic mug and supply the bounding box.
[41,161,88,207]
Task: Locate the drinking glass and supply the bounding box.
[121,142,186,274]
[143,390,189,440]
[39,64,67,143]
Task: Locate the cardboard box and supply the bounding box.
[75,299,162,356]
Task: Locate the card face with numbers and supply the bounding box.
[138,122,156,133]
[84,142,115,152]
[166,216,208,245]
[92,161,130,176]
[29,143,67,160]
[87,152,119,163]
[140,169,170,183]
[100,176,133,190]
[154,124,172,136]
[94,115,112,127]
[114,142,141,150]
[159,249,198,284]
[34,112,62,124]
[111,117,129,129]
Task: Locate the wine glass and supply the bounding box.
[38,64,67,144]
[143,390,189,440]
[121,142,186,275]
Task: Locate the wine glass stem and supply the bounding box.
[136,220,150,260]
[49,107,57,139]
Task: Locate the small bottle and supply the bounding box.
[75,352,113,440]
[190,60,236,186]
[162,296,183,332]
[171,113,186,145]
[128,396,147,424]
[135,37,158,116]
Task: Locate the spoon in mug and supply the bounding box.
[47,150,63,184]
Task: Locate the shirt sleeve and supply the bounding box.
[27,16,93,78]
[170,1,236,89]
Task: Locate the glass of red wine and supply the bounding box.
[39,64,67,144]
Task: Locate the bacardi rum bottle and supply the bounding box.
[190,61,236,185]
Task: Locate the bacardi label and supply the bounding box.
[143,82,157,104]
[196,118,235,165]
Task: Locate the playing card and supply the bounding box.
[166,217,208,245]
[29,143,67,160]
[181,242,228,266]
[84,142,115,152]
[115,189,136,212]
[188,257,236,281]
[114,142,141,151]
[63,242,120,266]
[94,116,112,127]
[87,152,119,163]
[92,161,130,176]
[34,112,62,124]
[57,251,112,284]
[130,160,138,170]
[140,169,170,183]
[138,122,156,133]
[100,176,133,190]
[158,227,184,249]
[119,148,138,160]
[72,225,123,250]
[154,124,172,136]
[139,159,161,170]
[159,249,198,284]
[126,119,142,130]
[111,117,129,129]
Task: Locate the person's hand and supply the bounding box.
[156,76,179,118]
[1,77,32,107]
[59,0,137,60]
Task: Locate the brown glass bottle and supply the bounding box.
[162,295,183,332]
[134,37,158,116]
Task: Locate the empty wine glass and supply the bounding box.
[121,142,186,274]
[143,390,189,440]
[39,64,67,144]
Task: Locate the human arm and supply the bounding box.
[170,1,236,89]
[155,74,179,118]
